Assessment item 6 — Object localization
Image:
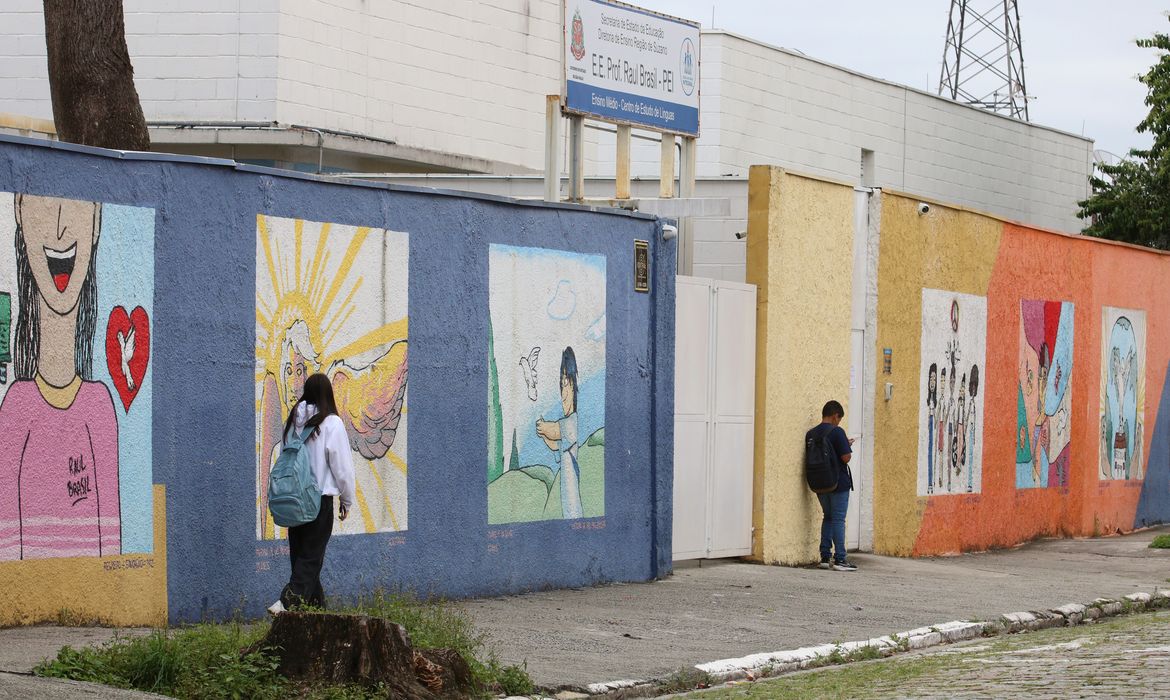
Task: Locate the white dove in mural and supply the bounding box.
[520,347,540,401]
[118,326,136,392]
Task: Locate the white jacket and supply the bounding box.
[288,402,356,511]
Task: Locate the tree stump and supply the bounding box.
[246,611,474,698]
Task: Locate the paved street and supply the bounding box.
[688,610,1170,699]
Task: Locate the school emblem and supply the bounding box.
[680,37,696,96]
[571,9,586,61]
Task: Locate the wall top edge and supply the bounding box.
[701,30,1095,147]
[750,164,859,191]
[878,188,1170,258]
[0,133,661,221]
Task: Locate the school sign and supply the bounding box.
[563,0,700,136]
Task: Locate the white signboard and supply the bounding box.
[563,0,700,136]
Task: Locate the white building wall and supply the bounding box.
[691,32,1093,234]
[0,0,280,123]
[273,0,562,169]
[0,7,1091,268]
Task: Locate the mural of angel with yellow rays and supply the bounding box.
[254,214,409,540]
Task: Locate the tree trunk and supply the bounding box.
[247,612,475,699]
[42,0,150,150]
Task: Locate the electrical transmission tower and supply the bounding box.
[938,1,1030,121]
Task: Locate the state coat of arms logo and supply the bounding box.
[571,9,586,61]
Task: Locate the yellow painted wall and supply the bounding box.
[0,486,168,627]
[747,166,856,564]
[871,194,1001,555]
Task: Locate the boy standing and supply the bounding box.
[806,401,856,571]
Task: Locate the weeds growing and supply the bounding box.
[35,591,532,699]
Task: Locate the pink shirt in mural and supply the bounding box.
[0,379,121,560]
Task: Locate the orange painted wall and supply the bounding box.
[874,196,1170,556]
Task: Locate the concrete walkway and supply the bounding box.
[1,527,1167,695]
[460,527,1170,688]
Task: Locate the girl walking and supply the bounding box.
[269,373,355,613]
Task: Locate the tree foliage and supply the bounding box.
[43,0,150,150]
[1078,17,1170,248]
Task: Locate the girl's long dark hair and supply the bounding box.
[560,346,578,414]
[283,372,340,441]
[927,363,938,408]
[13,198,100,381]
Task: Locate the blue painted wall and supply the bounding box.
[0,136,675,624]
[1136,361,1170,529]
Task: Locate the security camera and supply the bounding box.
[734,230,747,240]
[662,224,678,241]
[917,202,931,215]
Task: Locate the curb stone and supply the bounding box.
[527,588,1169,699]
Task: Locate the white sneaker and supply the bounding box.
[267,600,286,615]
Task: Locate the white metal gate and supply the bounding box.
[847,187,875,551]
[673,276,757,561]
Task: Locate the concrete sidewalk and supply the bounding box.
[459,527,1170,689]
[1,527,1167,695]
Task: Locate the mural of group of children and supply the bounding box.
[254,215,409,539]
[0,192,154,561]
[918,291,1149,495]
[918,289,986,495]
[487,244,606,524]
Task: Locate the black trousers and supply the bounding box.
[281,495,333,609]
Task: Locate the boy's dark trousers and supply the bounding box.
[281,495,334,609]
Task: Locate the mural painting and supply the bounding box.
[1015,300,1075,489]
[918,289,986,495]
[1100,307,1145,481]
[0,193,155,560]
[487,245,606,523]
[255,215,408,539]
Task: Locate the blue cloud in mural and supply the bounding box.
[546,279,577,320]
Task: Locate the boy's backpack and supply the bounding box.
[268,426,322,528]
[804,427,839,494]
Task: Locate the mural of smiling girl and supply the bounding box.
[0,195,118,560]
[0,193,155,563]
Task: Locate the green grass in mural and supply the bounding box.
[577,440,605,518]
[488,468,556,524]
[1150,534,1170,549]
[518,464,556,490]
[34,592,532,699]
[488,430,605,524]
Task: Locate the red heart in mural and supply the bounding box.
[105,306,150,411]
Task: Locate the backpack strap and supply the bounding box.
[288,425,316,446]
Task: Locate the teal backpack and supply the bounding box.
[268,425,322,528]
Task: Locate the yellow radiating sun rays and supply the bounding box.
[255,215,408,540]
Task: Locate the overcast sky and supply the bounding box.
[633,1,1168,158]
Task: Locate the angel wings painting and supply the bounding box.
[255,215,409,539]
